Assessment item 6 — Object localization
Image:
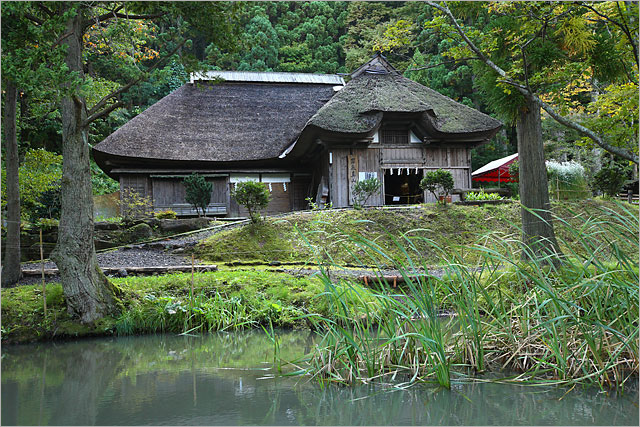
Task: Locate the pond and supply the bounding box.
[1,331,637,426]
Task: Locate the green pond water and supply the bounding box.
[1,331,637,426]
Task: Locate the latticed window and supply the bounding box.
[381,129,408,145]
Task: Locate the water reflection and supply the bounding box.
[2,331,638,426]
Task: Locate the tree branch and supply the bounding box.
[535,98,638,163]
[85,101,124,124]
[35,2,55,18]
[426,1,509,79]
[83,4,124,30]
[405,57,479,72]
[83,4,167,30]
[85,38,187,122]
[113,12,166,20]
[24,12,43,25]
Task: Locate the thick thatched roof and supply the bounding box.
[307,55,502,136]
[93,81,337,164]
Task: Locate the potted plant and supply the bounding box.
[420,169,454,205]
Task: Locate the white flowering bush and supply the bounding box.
[546,160,590,200]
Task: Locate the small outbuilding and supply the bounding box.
[93,54,502,217]
[471,153,519,184]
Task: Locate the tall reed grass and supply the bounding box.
[296,202,638,389]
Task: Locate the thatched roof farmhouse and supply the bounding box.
[94,55,501,217]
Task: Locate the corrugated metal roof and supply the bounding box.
[190,70,345,85]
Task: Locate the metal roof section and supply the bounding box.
[472,153,519,176]
[190,70,345,85]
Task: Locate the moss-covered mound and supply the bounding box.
[0,271,377,344]
[196,200,637,267]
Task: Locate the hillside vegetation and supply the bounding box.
[195,200,638,268]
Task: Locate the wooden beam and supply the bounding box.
[22,265,218,276]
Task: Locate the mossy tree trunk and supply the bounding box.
[2,80,22,287]
[50,7,120,323]
[516,96,562,261]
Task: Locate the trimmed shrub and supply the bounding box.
[154,209,178,220]
[592,161,633,197]
[183,173,212,217]
[420,169,454,204]
[232,181,270,223]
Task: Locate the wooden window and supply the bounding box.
[381,129,408,145]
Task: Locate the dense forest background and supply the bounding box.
[3,1,636,211]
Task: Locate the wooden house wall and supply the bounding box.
[120,175,228,216]
[228,174,310,218]
[330,147,383,208]
[292,174,312,210]
[329,145,472,207]
[120,174,151,198]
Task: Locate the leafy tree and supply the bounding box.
[352,177,381,208]
[206,2,349,74]
[232,181,270,223]
[183,173,212,217]
[31,182,62,221]
[91,160,120,196]
[1,2,240,322]
[420,169,454,205]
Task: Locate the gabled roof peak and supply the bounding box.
[350,53,399,78]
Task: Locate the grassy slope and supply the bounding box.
[196,200,638,267]
[3,199,636,346]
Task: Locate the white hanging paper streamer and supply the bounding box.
[268,183,273,192]
[283,182,287,191]
[406,168,409,175]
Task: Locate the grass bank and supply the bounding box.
[0,270,379,344]
[195,200,637,267]
[294,201,639,389]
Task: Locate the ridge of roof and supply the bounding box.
[350,53,399,78]
[190,70,345,85]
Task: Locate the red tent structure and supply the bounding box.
[472,153,518,183]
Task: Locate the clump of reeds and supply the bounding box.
[298,202,639,389]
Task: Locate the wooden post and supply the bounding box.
[190,254,195,319]
[556,176,560,200]
[40,229,47,317]
[628,189,633,204]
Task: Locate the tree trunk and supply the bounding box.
[517,96,562,261]
[50,7,119,323]
[2,81,22,287]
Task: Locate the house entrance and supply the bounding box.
[384,169,424,205]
